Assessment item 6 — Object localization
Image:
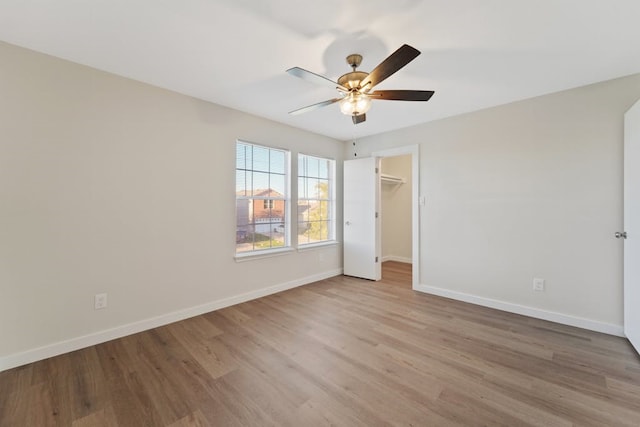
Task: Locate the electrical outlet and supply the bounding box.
[94,293,108,310]
[532,278,545,292]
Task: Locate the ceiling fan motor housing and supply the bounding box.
[338,71,369,90]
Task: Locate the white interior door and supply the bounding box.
[343,157,381,280]
[624,100,640,354]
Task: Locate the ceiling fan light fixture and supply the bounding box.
[287,44,432,125]
[339,92,371,116]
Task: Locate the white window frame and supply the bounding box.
[297,153,336,247]
[235,140,291,258]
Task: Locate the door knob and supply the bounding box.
[615,231,628,239]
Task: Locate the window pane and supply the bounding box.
[297,200,310,222]
[317,179,329,200]
[270,228,285,248]
[236,224,255,253]
[245,199,287,246]
[270,199,285,219]
[298,177,307,199]
[249,224,285,250]
[307,178,320,199]
[252,172,269,195]
[298,155,306,177]
[319,200,329,220]
[236,169,247,196]
[236,143,246,170]
[252,145,270,172]
[236,143,253,170]
[308,157,319,177]
[309,221,319,242]
[271,150,285,174]
[246,171,254,194]
[236,199,251,226]
[318,159,329,179]
[298,222,309,244]
[320,221,329,240]
[270,173,285,197]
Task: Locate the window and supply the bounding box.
[236,141,289,253]
[298,154,335,245]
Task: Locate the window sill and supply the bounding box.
[234,247,295,262]
[297,241,340,252]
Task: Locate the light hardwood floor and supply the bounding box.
[1,261,640,426]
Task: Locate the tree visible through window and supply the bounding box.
[298,154,335,245]
[236,141,289,253]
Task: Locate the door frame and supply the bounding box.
[372,145,420,289]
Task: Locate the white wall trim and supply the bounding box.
[382,255,413,264]
[415,283,624,337]
[0,268,343,372]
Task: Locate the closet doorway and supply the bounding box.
[381,154,412,286]
[372,145,420,289]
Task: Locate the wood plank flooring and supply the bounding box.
[2,261,640,426]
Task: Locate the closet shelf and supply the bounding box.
[380,173,406,184]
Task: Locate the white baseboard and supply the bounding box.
[382,255,412,264]
[415,283,624,337]
[0,268,343,372]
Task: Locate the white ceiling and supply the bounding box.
[1,0,640,141]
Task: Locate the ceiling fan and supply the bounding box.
[287,44,434,125]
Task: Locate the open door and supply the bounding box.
[624,100,640,354]
[343,157,381,280]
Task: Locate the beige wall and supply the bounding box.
[381,155,412,262]
[349,73,640,333]
[0,41,344,369]
[3,37,639,369]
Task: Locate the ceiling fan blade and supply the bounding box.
[287,67,348,91]
[360,44,420,90]
[352,114,366,125]
[370,90,434,101]
[289,98,342,115]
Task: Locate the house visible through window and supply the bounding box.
[298,154,335,245]
[236,141,289,253]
